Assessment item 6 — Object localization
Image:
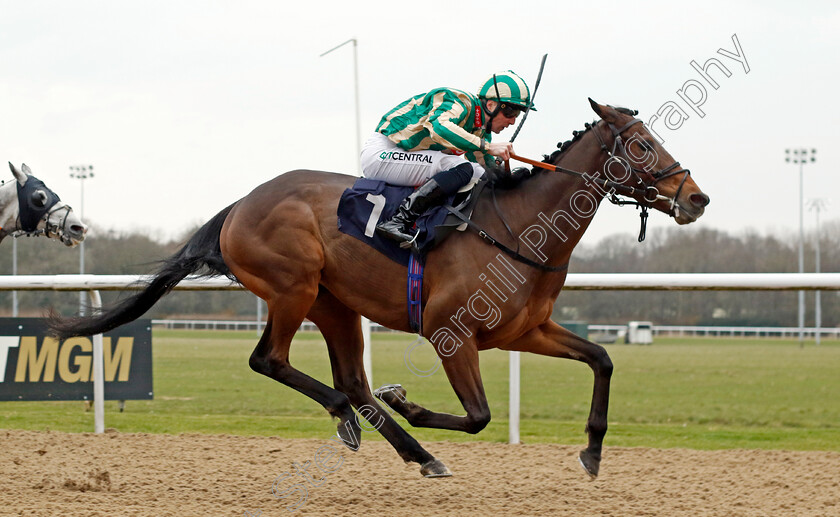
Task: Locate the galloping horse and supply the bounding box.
[0,163,87,246]
[49,100,709,478]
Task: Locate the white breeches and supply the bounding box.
[360,132,484,187]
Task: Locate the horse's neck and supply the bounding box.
[0,182,19,230]
[549,131,610,235]
[505,127,610,257]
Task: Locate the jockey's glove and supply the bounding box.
[486,165,535,189]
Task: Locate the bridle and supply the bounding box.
[9,178,75,243]
[591,117,692,219]
[554,116,689,242]
[447,112,694,271]
[13,202,73,240]
[506,115,693,242]
[14,203,74,242]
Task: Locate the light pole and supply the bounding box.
[69,165,94,315]
[785,148,816,345]
[320,38,373,389]
[320,39,362,173]
[807,198,828,345]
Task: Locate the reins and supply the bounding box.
[445,114,692,270]
[443,202,569,273]
[509,151,655,242]
[510,116,692,242]
[509,152,660,202]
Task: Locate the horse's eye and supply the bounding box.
[30,190,48,208]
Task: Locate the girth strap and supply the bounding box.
[407,253,424,333]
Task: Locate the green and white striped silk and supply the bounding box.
[477,70,534,110]
[376,87,493,167]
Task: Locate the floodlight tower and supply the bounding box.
[807,198,828,345]
[785,148,815,345]
[69,165,94,315]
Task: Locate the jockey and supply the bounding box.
[360,70,535,247]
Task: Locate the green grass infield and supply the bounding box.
[2,329,838,451]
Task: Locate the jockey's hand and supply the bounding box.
[486,141,514,161]
[483,162,508,184]
[487,166,533,189]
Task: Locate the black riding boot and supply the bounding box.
[376,178,449,248]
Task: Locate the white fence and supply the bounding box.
[153,320,840,339]
[2,272,839,442]
[3,272,839,291]
[588,324,840,339]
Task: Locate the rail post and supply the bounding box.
[509,351,521,444]
[88,290,105,434]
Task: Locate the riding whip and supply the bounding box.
[510,53,547,143]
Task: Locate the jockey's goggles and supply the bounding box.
[499,103,525,118]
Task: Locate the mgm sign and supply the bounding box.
[0,318,152,401]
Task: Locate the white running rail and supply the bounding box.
[1,273,838,441]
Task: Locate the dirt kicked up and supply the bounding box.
[2,429,838,516]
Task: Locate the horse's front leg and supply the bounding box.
[501,319,613,478]
[376,340,492,435]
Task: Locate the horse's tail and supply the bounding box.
[48,203,237,339]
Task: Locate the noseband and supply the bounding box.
[36,204,74,241]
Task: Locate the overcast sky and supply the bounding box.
[2,0,838,251]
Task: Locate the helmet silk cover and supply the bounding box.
[477,71,535,111]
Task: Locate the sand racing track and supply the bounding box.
[2,430,838,516]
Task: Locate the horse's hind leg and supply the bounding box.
[501,319,613,479]
[307,289,450,477]
[249,291,361,450]
[374,338,492,435]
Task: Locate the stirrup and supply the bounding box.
[399,232,419,250]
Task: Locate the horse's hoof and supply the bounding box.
[336,418,361,452]
[578,450,600,479]
[420,459,452,478]
[374,384,407,406]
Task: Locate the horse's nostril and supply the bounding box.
[71,224,87,234]
[689,192,710,208]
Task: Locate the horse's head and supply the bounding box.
[588,99,710,224]
[3,162,88,246]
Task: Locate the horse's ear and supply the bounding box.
[588,98,621,124]
[10,162,27,185]
[21,163,32,176]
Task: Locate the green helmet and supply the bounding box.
[477,70,535,111]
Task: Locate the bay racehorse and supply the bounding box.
[0,163,87,246]
[49,100,709,478]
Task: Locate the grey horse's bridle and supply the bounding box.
[10,179,75,243]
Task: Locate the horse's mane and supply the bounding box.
[542,106,638,165]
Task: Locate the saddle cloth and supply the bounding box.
[336,177,482,266]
